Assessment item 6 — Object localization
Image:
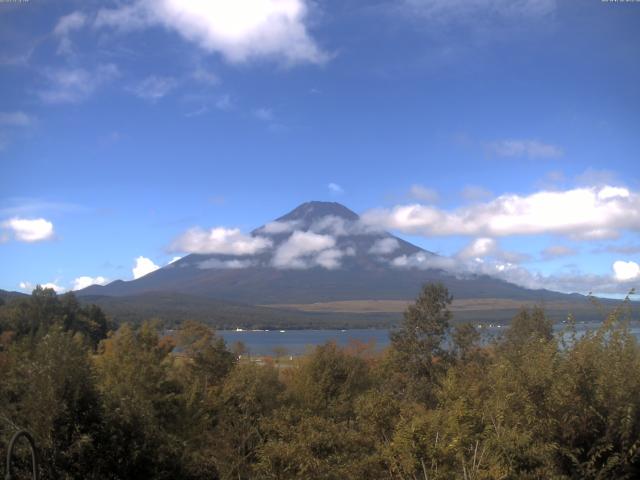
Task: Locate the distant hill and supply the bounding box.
[78,292,401,329]
[76,201,621,326]
[0,289,27,302]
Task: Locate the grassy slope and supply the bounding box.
[79,292,634,329]
[79,292,401,329]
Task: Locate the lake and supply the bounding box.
[218,322,640,356]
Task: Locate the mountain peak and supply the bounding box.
[276,201,359,224]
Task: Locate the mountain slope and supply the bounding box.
[78,292,402,329]
[78,201,583,305]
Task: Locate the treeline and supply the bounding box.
[1,284,639,479]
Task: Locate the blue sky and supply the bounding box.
[0,0,639,296]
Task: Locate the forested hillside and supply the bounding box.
[1,286,639,479]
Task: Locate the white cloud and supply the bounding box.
[198,258,255,269]
[128,76,178,101]
[191,67,219,86]
[171,227,272,255]
[94,2,151,31]
[403,0,556,22]
[72,276,108,291]
[307,215,382,237]
[486,139,563,159]
[600,245,640,255]
[613,261,640,282]
[215,94,234,110]
[272,230,336,269]
[571,229,620,241]
[496,250,531,264]
[259,220,300,235]
[536,170,566,190]
[54,11,87,36]
[575,168,617,187]
[0,199,85,217]
[391,251,456,271]
[328,182,344,195]
[168,256,182,264]
[361,185,640,240]
[310,215,348,236]
[460,185,492,202]
[253,108,274,121]
[455,238,529,264]
[409,184,439,203]
[0,112,34,151]
[0,111,33,127]
[132,256,160,279]
[493,260,640,295]
[388,252,637,295]
[184,95,234,117]
[458,237,496,259]
[369,237,400,255]
[2,217,54,242]
[54,11,87,55]
[598,186,629,201]
[19,281,65,294]
[42,282,65,293]
[315,248,344,270]
[261,216,375,239]
[39,64,120,104]
[95,0,327,65]
[541,245,576,260]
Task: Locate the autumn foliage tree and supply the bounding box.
[1,284,640,479]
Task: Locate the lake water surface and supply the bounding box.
[219,322,640,356]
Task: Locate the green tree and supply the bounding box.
[0,288,111,347]
[452,322,482,363]
[176,320,235,391]
[287,342,370,420]
[549,314,640,478]
[256,411,384,480]
[501,306,553,354]
[93,322,186,479]
[210,363,283,480]
[0,326,103,479]
[386,282,453,404]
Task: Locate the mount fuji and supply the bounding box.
[77,201,599,327]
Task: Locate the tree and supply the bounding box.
[287,342,370,420]
[211,363,284,480]
[500,306,553,356]
[452,322,481,363]
[0,288,111,348]
[93,322,186,479]
[0,326,103,479]
[176,320,235,391]
[232,340,248,359]
[256,412,384,480]
[549,314,640,478]
[273,346,288,367]
[386,282,453,404]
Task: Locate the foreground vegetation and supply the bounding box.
[1,285,639,479]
